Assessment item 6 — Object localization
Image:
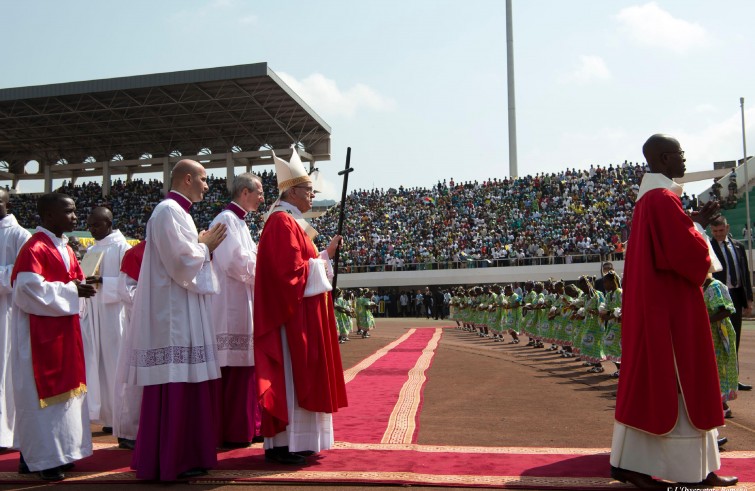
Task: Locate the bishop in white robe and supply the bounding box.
[119,160,226,481]
[210,173,265,446]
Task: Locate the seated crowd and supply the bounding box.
[9,161,719,272]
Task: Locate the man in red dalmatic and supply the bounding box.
[610,134,737,489]
[254,148,347,465]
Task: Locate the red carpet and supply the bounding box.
[1,443,752,488]
[1,325,751,488]
[334,327,441,443]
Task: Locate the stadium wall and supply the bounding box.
[338,261,625,289]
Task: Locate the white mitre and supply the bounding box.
[273,146,311,192]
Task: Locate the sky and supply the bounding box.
[2,0,755,200]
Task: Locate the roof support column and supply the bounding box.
[11,175,19,192]
[102,160,111,197]
[43,163,52,193]
[163,157,171,195]
[226,152,234,192]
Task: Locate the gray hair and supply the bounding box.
[231,173,261,199]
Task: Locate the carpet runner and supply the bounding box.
[1,326,751,489]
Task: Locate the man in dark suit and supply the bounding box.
[594,261,614,294]
[710,216,753,391]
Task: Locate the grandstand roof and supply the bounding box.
[0,63,331,178]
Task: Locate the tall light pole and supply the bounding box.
[506,0,518,178]
[741,97,752,282]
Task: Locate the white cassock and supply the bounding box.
[79,230,130,425]
[119,197,220,387]
[0,214,31,448]
[210,204,255,367]
[112,269,142,440]
[12,227,92,471]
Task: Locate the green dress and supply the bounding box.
[539,292,557,342]
[602,289,622,362]
[505,293,522,334]
[521,291,538,336]
[704,279,739,403]
[356,297,376,329]
[551,293,573,345]
[334,297,352,336]
[577,291,606,363]
[564,292,584,348]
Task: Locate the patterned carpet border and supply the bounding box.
[381,327,443,444]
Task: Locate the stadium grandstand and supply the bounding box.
[2,63,752,288]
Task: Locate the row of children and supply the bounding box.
[447,272,740,433]
[448,275,623,377]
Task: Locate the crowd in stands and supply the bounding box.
[9,171,278,242]
[8,161,729,273]
[312,162,658,271]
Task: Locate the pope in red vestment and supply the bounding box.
[254,208,348,436]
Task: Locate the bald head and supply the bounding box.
[87,206,113,241]
[171,159,204,187]
[642,134,686,179]
[170,159,209,203]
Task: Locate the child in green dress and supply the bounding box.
[703,274,739,416]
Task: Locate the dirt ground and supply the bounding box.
[2,317,753,491]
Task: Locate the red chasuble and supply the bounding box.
[120,240,146,281]
[616,189,724,434]
[11,232,87,408]
[254,211,348,436]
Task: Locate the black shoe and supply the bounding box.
[251,435,265,444]
[59,462,75,472]
[738,382,752,391]
[718,437,728,448]
[102,426,113,434]
[38,467,65,481]
[221,441,251,449]
[18,458,30,475]
[264,447,306,465]
[610,466,665,489]
[118,438,136,450]
[293,450,315,457]
[177,467,207,479]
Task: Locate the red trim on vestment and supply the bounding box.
[120,240,146,281]
[11,232,87,407]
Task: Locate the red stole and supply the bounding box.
[11,232,87,408]
[616,189,723,434]
[254,211,348,436]
[120,240,146,281]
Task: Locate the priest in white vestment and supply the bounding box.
[112,240,146,450]
[11,193,97,481]
[210,173,265,446]
[120,160,226,481]
[79,207,130,432]
[0,190,31,448]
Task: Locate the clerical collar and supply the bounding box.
[36,226,69,246]
[167,191,192,212]
[226,201,247,219]
[636,173,683,201]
